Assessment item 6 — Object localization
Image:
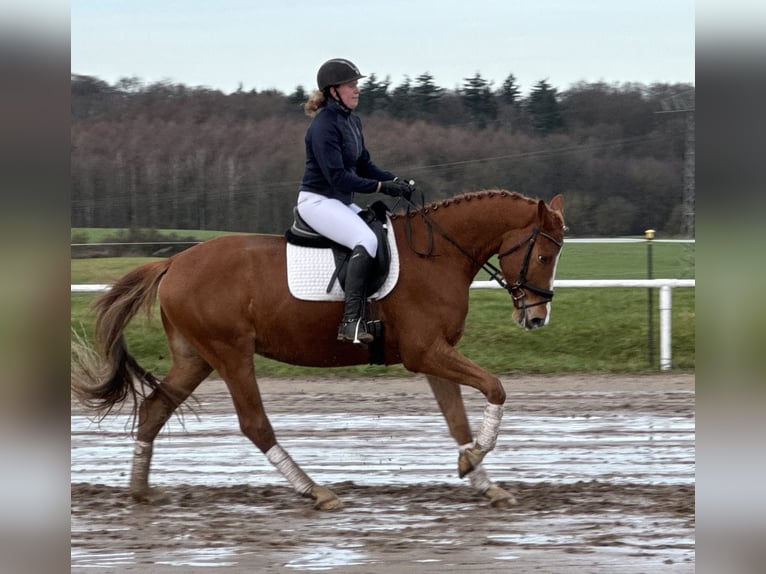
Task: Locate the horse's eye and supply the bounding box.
[537,255,550,265]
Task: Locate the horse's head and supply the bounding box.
[497,194,565,330]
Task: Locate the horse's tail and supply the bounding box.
[72,259,171,419]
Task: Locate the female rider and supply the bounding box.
[296,58,412,345]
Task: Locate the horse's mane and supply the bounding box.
[390,189,537,219]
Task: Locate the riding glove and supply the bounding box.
[399,178,416,201]
[379,178,414,199]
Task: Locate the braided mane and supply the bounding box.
[390,189,537,219]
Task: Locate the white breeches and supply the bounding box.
[297,191,378,258]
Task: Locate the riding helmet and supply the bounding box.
[317,58,365,90]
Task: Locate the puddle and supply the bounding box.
[72,411,694,487]
[285,546,367,571]
[155,547,239,567]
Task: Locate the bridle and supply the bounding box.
[490,226,563,309]
[402,198,563,311]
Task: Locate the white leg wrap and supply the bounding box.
[476,402,504,452]
[460,442,493,492]
[467,465,494,493]
[265,444,314,495]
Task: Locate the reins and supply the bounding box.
[399,193,562,309]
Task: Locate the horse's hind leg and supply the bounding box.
[212,348,342,511]
[131,335,213,503]
[426,375,517,508]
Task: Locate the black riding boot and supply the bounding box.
[337,245,375,344]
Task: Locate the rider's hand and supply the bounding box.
[397,178,416,201]
[379,178,415,199]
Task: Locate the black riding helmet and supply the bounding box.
[317,58,365,91]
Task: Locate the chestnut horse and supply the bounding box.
[73,190,565,509]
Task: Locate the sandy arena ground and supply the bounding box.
[71,373,695,573]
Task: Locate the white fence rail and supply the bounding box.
[72,278,694,371]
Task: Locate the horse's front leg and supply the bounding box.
[404,341,507,490]
[426,375,516,508]
[457,401,504,477]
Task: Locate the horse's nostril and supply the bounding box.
[529,317,545,329]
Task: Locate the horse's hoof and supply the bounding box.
[311,486,343,511]
[458,447,485,478]
[131,487,170,505]
[485,485,517,508]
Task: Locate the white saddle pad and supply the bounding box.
[286,217,400,301]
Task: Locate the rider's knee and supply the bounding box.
[357,235,377,259]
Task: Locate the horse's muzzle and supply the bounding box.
[513,308,548,330]
[526,316,546,330]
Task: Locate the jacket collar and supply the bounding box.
[326,95,352,116]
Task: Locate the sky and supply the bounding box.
[70,0,695,96]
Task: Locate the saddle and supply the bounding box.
[285,200,392,295]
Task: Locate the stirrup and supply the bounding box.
[337,319,374,345]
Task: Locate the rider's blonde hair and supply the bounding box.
[304,89,327,117]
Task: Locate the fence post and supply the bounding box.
[659,285,673,370]
[645,229,655,367]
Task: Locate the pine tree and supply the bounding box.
[388,76,413,119]
[358,73,391,115]
[460,73,497,127]
[499,73,521,106]
[526,79,564,134]
[412,72,443,116]
[287,85,307,107]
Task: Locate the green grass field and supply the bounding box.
[71,227,230,243]
[71,234,695,377]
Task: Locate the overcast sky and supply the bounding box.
[71,0,695,95]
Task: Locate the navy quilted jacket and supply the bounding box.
[299,98,394,204]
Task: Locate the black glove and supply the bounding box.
[394,177,415,201]
[398,178,416,200]
[379,178,415,199]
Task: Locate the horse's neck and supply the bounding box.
[429,196,535,262]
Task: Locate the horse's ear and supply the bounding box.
[549,194,564,215]
[537,199,547,223]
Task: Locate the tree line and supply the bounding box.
[71,72,694,237]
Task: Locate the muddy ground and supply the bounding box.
[71,374,695,573]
